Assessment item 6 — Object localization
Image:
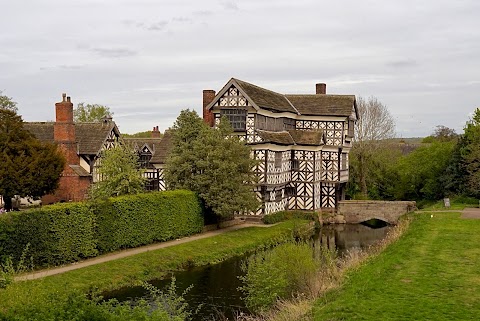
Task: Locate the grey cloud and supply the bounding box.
[92,48,137,58]
[39,64,85,71]
[386,59,417,68]
[172,16,192,23]
[147,21,168,31]
[193,10,213,16]
[122,19,166,31]
[220,1,239,11]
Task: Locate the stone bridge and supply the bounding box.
[334,200,417,225]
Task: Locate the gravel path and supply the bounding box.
[460,207,480,219]
[16,222,270,281]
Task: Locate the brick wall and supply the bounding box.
[43,94,92,204]
[203,90,215,127]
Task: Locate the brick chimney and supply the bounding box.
[203,89,216,127]
[54,93,78,164]
[151,126,161,138]
[316,83,326,95]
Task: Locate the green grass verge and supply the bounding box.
[0,220,305,313]
[313,211,480,320]
[419,196,479,210]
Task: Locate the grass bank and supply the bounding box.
[0,220,306,314]
[313,211,480,320]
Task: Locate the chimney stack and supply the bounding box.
[203,90,216,127]
[316,83,326,95]
[151,126,161,138]
[54,93,78,164]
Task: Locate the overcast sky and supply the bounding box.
[1,0,479,137]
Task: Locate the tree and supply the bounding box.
[422,125,458,143]
[123,130,161,138]
[351,96,396,198]
[73,103,113,122]
[457,108,480,197]
[395,141,455,200]
[0,108,65,210]
[165,110,258,219]
[0,90,17,112]
[89,145,146,200]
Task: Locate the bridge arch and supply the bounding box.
[337,200,416,225]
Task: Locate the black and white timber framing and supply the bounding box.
[207,78,358,215]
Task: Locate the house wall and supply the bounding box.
[43,169,91,204]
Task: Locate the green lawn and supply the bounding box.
[0,220,304,314]
[313,212,480,320]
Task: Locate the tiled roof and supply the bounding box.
[256,130,295,145]
[224,78,355,117]
[23,122,54,142]
[285,94,355,116]
[76,122,119,155]
[287,130,324,145]
[123,138,163,153]
[234,79,298,114]
[69,165,91,177]
[24,121,119,156]
[256,129,325,146]
[149,130,173,164]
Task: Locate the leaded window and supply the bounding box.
[275,152,282,168]
[283,118,295,130]
[220,109,247,131]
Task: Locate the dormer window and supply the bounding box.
[139,146,152,168]
[220,109,247,131]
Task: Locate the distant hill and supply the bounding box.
[387,137,425,144]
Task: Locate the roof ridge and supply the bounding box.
[233,78,284,97]
[283,95,300,115]
[285,93,355,97]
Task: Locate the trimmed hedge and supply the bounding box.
[262,210,318,225]
[93,190,204,253]
[0,190,203,267]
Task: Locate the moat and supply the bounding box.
[104,222,391,320]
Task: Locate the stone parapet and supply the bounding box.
[337,200,416,224]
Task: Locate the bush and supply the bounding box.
[0,203,97,266]
[0,281,192,321]
[262,210,317,225]
[239,242,319,312]
[92,190,204,253]
[0,190,204,267]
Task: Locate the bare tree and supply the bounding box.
[352,96,396,197]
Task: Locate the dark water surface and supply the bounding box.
[103,223,391,320]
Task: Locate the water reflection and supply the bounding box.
[315,223,391,255]
[103,223,391,320]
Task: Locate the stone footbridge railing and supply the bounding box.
[334,200,417,225]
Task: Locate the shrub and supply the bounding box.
[262,210,317,225]
[0,281,192,321]
[0,190,204,267]
[239,242,319,312]
[0,203,97,266]
[92,190,204,253]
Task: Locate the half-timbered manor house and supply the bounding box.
[24,94,121,203]
[203,78,358,215]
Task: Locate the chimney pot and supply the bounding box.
[316,83,326,95]
[151,125,161,138]
[62,93,66,101]
[67,96,71,103]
